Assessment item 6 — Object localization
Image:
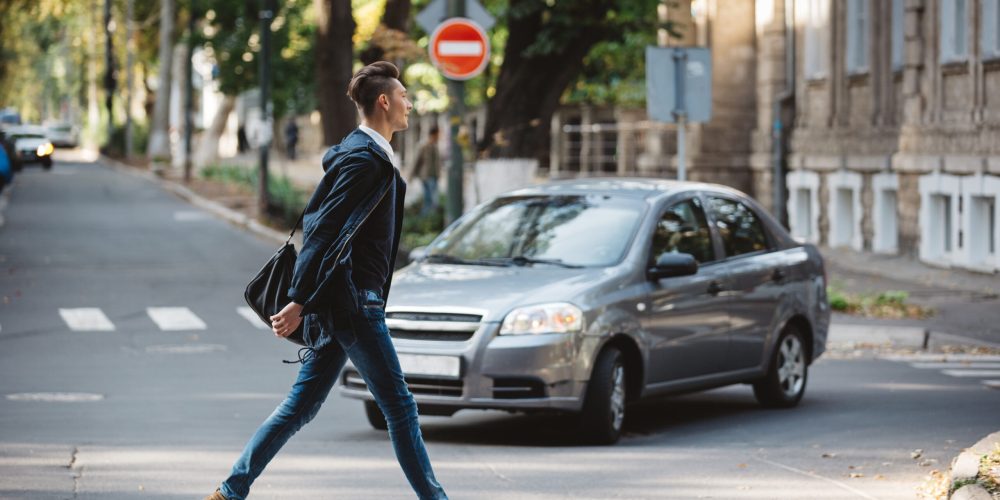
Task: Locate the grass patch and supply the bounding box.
[980,444,1000,496]
[201,163,307,228]
[827,286,932,319]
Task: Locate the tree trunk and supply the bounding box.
[382,0,410,31]
[193,94,236,168]
[147,0,174,162]
[315,0,357,146]
[480,0,613,161]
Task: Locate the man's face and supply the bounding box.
[383,79,412,132]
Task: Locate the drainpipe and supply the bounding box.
[772,0,795,228]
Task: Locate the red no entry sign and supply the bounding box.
[429,18,490,81]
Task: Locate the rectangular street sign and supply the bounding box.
[646,46,712,124]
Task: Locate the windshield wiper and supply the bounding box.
[423,254,510,267]
[504,256,583,269]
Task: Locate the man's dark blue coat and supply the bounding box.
[287,129,405,353]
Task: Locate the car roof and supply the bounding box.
[503,177,747,202]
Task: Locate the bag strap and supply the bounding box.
[285,208,307,245]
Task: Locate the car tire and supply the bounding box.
[12,159,22,173]
[753,325,808,408]
[42,158,52,170]
[579,346,627,445]
[364,400,388,431]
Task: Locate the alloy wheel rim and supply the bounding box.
[777,335,805,398]
[610,364,626,431]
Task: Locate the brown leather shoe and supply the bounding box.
[203,490,227,500]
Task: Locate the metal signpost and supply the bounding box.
[646,46,712,181]
[418,0,494,223]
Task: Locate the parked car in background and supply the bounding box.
[0,138,12,192]
[4,126,54,170]
[340,178,830,444]
[44,122,79,148]
[0,108,21,126]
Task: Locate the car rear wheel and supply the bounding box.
[753,325,808,408]
[579,346,626,445]
[364,400,388,431]
[42,158,52,169]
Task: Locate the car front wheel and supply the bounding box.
[753,325,808,408]
[579,346,626,445]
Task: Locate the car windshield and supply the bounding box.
[427,194,644,267]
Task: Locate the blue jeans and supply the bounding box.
[420,177,438,216]
[220,289,447,500]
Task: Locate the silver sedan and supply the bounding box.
[340,178,830,444]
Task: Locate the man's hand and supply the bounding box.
[270,302,304,338]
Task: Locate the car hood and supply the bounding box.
[15,137,47,150]
[387,263,625,322]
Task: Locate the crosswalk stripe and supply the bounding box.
[910,362,1000,370]
[941,370,1000,378]
[237,307,270,330]
[984,381,1000,390]
[146,307,207,331]
[59,308,115,331]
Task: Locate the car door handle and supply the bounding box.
[772,269,786,282]
[707,281,724,295]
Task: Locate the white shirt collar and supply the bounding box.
[358,125,395,164]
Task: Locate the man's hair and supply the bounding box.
[347,61,400,117]
[429,125,440,135]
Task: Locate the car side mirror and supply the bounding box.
[409,246,428,262]
[647,253,698,281]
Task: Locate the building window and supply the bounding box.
[982,0,1000,60]
[940,0,969,63]
[960,175,1000,273]
[919,172,961,267]
[873,173,899,254]
[891,0,905,70]
[803,0,831,80]
[846,0,870,74]
[826,171,863,250]
[787,170,820,244]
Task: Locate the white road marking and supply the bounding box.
[438,41,483,56]
[146,307,207,331]
[173,210,210,221]
[984,380,1000,390]
[753,456,879,500]
[941,370,1000,378]
[6,392,104,402]
[910,362,1000,370]
[882,354,1000,362]
[59,308,116,331]
[145,344,227,354]
[237,306,270,329]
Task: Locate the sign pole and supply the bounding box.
[445,0,466,224]
[672,48,687,182]
[258,0,274,217]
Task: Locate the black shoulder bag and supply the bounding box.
[244,210,307,346]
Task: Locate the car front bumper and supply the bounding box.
[338,321,587,413]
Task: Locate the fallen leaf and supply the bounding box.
[874,474,886,480]
[918,459,937,467]
[822,453,837,459]
[911,449,923,460]
[737,463,747,469]
[849,473,864,478]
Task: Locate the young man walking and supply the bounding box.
[206,61,448,500]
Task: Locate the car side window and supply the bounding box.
[706,197,770,258]
[650,198,715,264]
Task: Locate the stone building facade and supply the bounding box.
[753,0,1000,274]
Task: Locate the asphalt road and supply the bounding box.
[0,157,998,499]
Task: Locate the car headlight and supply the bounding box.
[36,142,54,156]
[499,302,583,335]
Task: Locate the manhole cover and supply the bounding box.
[6,392,104,402]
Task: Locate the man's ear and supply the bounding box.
[379,94,390,111]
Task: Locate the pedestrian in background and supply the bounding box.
[205,61,448,500]
[411,125,440,216]
[284,118,299,160]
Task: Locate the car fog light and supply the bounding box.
[500,302,583,335]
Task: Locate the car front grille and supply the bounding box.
[385,311,482,342]
[343,370,463,397]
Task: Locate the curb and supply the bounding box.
[948,431,1000,499]
[98,155,290,245]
